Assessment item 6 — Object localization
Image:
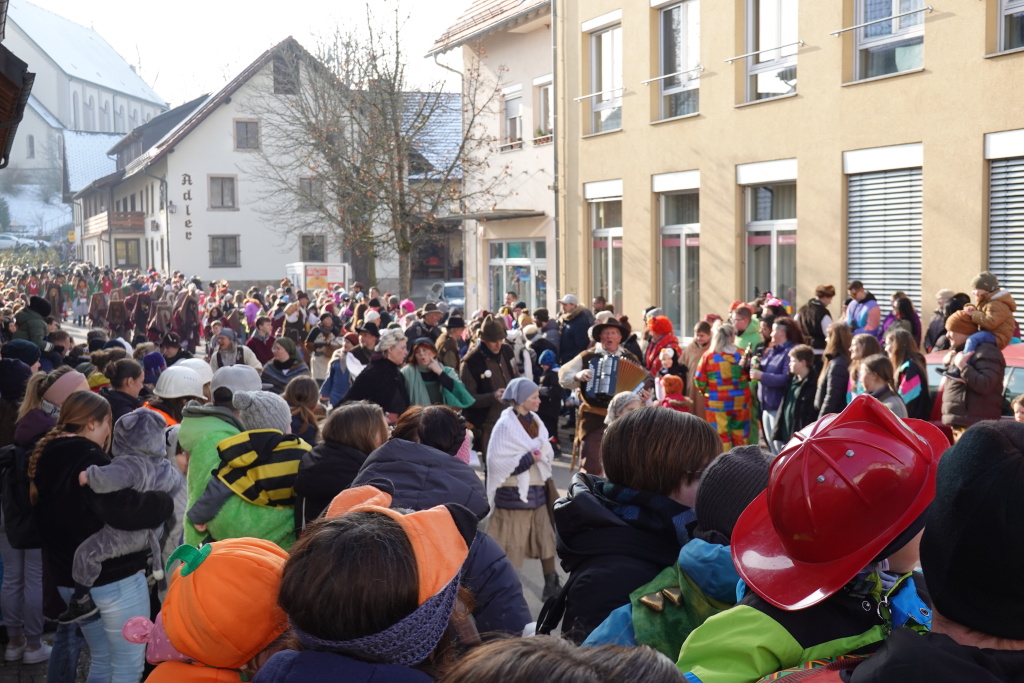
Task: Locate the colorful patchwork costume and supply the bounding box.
[694,350,751,446]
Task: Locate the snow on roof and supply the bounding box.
[4,187,71,233]
[406,92,463,179]
[10,0,165,106]
[27,94,61,129]
[63,130,122,193]
[429,0,549,56]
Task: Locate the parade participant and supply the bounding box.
[677,396,945,683]
[404,302,444,350]
[159,332,192,367]
[346,321,379,381]
[305,312,341,383]
[536,349,564,457]
[435,315,465,371]
[459,315,519,455]
[543,407,721,644]
[121,538,289,683]
[645,315,681,376]
[341,328,410,423]
[815,323,852,418]
[558,317,642,476]
[694,321,751,447]
[320,333,357,408]
[682,321,711,419]
[245,315,276,366]
[172,295,201,352]
[584,446,771,659]
[848,421,1024,682]
[254,484,474,682]
[260,337,310,395]
[401,337,475,409]
[485,378,558,599]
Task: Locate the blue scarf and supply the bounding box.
[593,480,696,546]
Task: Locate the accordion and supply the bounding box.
[582,355,654,409]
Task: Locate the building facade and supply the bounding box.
[556,0,1024,332]
[431,0,557,315]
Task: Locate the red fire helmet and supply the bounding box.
[731,394,950,611]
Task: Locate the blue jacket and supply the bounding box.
[558,307,595,365]
[583,539,739,648]
[320,359,350,406]
[253,650,432,683]
[758,343,793,412]
[352,439,531,637]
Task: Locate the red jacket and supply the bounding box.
[645,333,681,376]
[246,333,276,365]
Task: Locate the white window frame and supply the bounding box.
[745,0,798,102]
[535,80,553,141]
[658,1,701,120]
[1001,0,1024,51]
[659,191,700,333]
[209,234,241,268]
[589,198,624,312]
[743,182,797,301]
[854,0,925,80]
[501,94,523,151]
[209,175,237,210]
[589,25,623,134]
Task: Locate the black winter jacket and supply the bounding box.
[941,342,1005,427]
[553,473,691,644]
[99,386,143,424]
[852,628,1024,683]
[816,355,850,419]
[558,308,594,365]
[352,439,531,637]
[342,357,409,416]
[772,368,820,444]
[293,440,371,532]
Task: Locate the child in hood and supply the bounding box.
[657,374,692,413]
[943,271,1018,381]
[60,408,187,623]
[122,537,289,682]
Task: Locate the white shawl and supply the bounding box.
[486,406,554,510]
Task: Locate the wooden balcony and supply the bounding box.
[83,211,145,238]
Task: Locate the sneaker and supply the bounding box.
[4,642,25,662]
[940,366,965,383]
[22,643,51,665]
[58,595,99,625]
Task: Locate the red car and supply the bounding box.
[925,342,1024,420]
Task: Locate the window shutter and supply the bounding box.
[989,156,1024,327]
[847,168,922,306]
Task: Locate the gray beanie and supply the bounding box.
[695,445,772,545]
[232,390,291,433]
[113,408,169,459]
[501,377,539,406]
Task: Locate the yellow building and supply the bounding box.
[555,0,1024,332]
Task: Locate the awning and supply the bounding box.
[445,209,546,222]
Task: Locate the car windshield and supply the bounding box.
[444,284,465,299]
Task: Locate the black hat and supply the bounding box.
[920,421,1024,639]
[695,446,772,545]
[161,332,182,348]
[408,336,437,360]
[28,295,51,317]
[590,317,627,342]
[368,297,382,309]
[1,339,41,368]
[445,316,466,330]
[356,321,380,338]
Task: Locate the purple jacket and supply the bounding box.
[758,343,793,412]
[13,408,55,448]
[253,650,432,683]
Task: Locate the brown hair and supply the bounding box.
[417,406,467,457]
[602,407,721,494]
[17,366,76,422]
[815,284,837,299]
[107,359,143,389]
[1012,394,1024,412]
[772,317,804,345]
[132,342,157,361]
[90,347,127,375]
[580,644,691,682]
[28,391,111,503]
[788,344,815,368]
[861,353,897,392]
[439,636,600,683]
[885,327,926,379]
[391,405,424,443]
[850,333,883,383]
[283,376,321,444]
[819,323,853,386]
[693,320,712,337]
[320,401,388,455]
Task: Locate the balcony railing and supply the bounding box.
[83,211,145,238]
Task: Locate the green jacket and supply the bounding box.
[177,403,295,550]
[401,364,476,409]
[13,307,52,352]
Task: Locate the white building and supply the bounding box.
[73,39,331,289]
[430,0,556,314]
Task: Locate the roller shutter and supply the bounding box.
[989,157,1024,328]
[847,168,922,306]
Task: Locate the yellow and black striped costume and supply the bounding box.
[214,430,311,508]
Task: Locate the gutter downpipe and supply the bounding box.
[433,52,470,308]
[550,0,560,306]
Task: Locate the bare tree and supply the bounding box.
[243,6,511,295]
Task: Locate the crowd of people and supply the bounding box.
[0,261,1021,682]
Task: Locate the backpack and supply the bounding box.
[0,444,42,549]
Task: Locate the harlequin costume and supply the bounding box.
[694,350,751,446]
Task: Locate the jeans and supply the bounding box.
[47,621,86,683]
[0,529,44,647]
[59,571,148,683]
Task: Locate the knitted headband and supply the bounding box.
[325,485,471,604]
[42,370,87,407]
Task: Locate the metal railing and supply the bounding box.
[830,6,933,36]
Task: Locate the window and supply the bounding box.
[660,192,700,333]
[297,177,322,211]
[590,25,623,133]
[535,82,553,141]
[744,183,796,301]
[1002,0,1024,51]
[235,120,259,150]
[114,239,140,268]
[488,240,548,312]
[591,200,623,312]
[855,0,924,79]
[745,0,798,101]
[301,234,326,262]
[26,135,34,159]
[209,176,236,210]
[659,1,701,119]
[502,95,523,151]
[847,168,922,305]
[129,194,136,212]
[210,235,241,267]
[988,156,1024,328]
[274,52,299,95]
